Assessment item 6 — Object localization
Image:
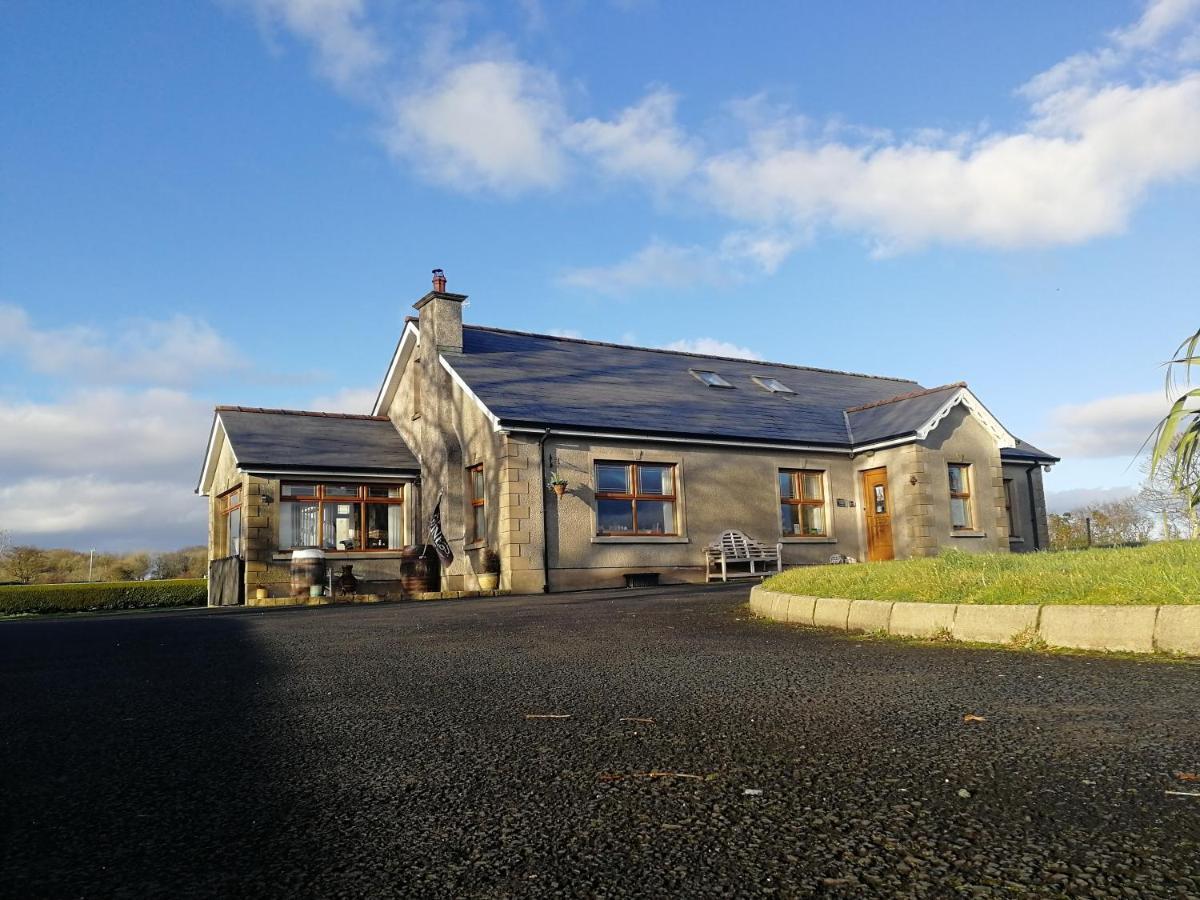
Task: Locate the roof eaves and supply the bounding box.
[215,405,389,421]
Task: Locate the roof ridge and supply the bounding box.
[216,405,389,421]
[844,382,966,414]
[460,324,921,384]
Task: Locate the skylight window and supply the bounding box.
[753,376,795,394]
[690,369,733,388]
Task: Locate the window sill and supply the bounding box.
[780,536,837,544]
[951,531,988,539]
[591,536,690,544]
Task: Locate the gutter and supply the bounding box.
[538,429,551,593]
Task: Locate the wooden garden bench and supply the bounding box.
[705,530,783,582]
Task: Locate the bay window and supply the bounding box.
[279,483,405,551]
[594,462,677,536]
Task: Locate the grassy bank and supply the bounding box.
[0,579,207,616]
[764,542,1200,606]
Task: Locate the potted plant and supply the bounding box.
[253,585,268,601]
[547,470,568,497]
[478,547,501,591]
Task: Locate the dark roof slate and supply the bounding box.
[1000,439,1060,464]
[218,407,420,474]
[448,326,924,446]
[845,384,964,444]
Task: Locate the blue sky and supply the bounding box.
[2,0,1198,549]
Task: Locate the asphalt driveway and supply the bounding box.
[1,584,1197,898]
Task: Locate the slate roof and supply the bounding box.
[449,326,934,446]
[845,383,966,444]
[1000,439,1060,464]
[217,407,420,474]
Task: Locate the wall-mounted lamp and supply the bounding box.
[261,493,274,505]
[909,474,919,486]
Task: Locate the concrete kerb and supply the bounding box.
[1155,605,1200,656]
[952,604,1040,645]
[1039,605,1157,654]
[889,602,956,638]
[747,585,1196,656]
[847,599,892,634]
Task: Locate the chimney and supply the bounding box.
[413,267,465,353]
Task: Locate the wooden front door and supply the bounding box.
[861,467,895,562]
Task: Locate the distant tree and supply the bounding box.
[149,547,206,580]
[5,546,48,585]
[1140,443,1199,539]
[109,552,152,582]
[1149,327,1200,509]
[1049,498,1151,550]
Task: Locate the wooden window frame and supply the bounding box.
[779,469,828,537]
[594,462,679,537]
[467,464,486,545]
[220,486,242,557]
[278,482,405,552]
[948,463,973,531]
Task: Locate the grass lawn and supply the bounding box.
[763,541,1200,606]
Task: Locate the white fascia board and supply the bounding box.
[502,425,852,455]
[439,356,502,430]
[371,321,421,416]
[195,414,233,496]
[914,387,1017,448]
[240,468,420,481]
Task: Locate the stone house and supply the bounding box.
[197,271,1058,600]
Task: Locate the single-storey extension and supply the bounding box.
[197,271,1058,599]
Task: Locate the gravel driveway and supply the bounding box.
[1,584,1197,897]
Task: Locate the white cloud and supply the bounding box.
[0,304,244,387]
[658,338,761,360]
[0,475,206,550]
[1039,390,1175,459]
[0,388,211,482]
[243,0,385,93]
[308,386,377,413]
[703,74,1200,255]
[1020,0,1200,99]
[1045,485,1139,514]
[546,328,582,339]
[559,240,722,293]
[385,59,567,192]
[565,89,697,185]
[559,229,799,294]
[235,0,1200,259]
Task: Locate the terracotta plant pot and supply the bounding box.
[254,587,268,601]
[552,483,567,497]
[478,572,499,591]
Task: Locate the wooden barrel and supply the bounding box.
[398,546,440,594]
[290,549,327,597]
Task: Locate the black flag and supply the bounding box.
[428,495,454,566]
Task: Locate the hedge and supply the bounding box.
[0,579,207,615]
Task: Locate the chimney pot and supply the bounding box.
[431,268,447,293]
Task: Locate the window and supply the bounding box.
[467,464,486,545]
[753,375,794,394]
[279,483,404,551]
[221,487,242,557]
[594,462,677,535]
[690,369,733,388]
[779,470,827,536]
[1004,478,1019,538]
[948,463,973,530]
